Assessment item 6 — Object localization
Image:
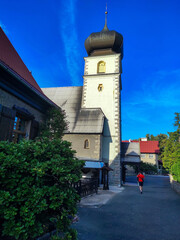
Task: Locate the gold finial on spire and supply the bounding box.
[103,2,108,31]
[105,2,108,15]
[102,2,109,31]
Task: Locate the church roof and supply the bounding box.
[42,86,105,134]
[84,15,123,57]
[0,27,43,94]
[85,29,123,57]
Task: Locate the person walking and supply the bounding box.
[137,171,145,194]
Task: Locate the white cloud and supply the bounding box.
[59,0,81,86]
[122,68,180,130]
[125,69,180,108]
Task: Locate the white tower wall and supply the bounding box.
[82,54,122,185]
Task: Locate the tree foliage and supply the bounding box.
[0,139,84,240]
[145,133,168,160]
[40,107,68,140]
[174,112,180,129]
[133,162,158,174]
[162,113,180,182]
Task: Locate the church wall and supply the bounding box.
[63,134,102,161]
[84,54,120,75]
[82,75,117,136]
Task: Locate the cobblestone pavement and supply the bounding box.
[74,175,180,240]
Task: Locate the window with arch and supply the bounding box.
[97,61,106,73]
[84,139,90,149]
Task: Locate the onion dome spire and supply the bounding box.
[84,6,123,57]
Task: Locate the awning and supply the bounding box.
[84,161,104,169]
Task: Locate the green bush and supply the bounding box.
[161,168,169,175]
[133,162,158,174]
[162,130,180,182]
[51,228,77,240]
[0,139,84,240]
[171,162,180,182]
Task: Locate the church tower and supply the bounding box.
[82,11,123,185]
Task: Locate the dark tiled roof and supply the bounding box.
[0,27,43,94]
[121,142,140,157]
[121,142,141,163]
[42,87,105,133]
[140,141,160,154]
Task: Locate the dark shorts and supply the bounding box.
[139,182,143,186]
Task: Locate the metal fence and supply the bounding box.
[72,178,98,197]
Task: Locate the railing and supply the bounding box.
[72,178,98,197]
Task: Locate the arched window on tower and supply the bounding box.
[97,61,106,73]
[84,139,90,149]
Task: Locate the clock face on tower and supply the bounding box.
[97,61,106,73]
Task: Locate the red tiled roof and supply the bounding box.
[0,27,43,94]
[140,141,160,154]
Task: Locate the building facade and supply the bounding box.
[43,19,124,185]
[140,140,160,168]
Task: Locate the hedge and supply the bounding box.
[0,138,84,240]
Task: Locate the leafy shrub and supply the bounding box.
[133,162,158,174]
[161,168,169,175]
[171,162,180,182]
[51,228,77,240]
[39,107,68,140]
[0,139,84,240]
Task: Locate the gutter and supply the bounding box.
[0,60,58,108]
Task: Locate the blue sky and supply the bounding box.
[0,0,180,140]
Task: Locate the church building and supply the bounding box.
[43,15,124,185]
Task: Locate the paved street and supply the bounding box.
[75,176,180,240]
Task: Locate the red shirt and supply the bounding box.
[137,173,145,182]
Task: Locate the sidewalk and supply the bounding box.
[78,185,124,208]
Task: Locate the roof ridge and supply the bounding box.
[0,27,43,94]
